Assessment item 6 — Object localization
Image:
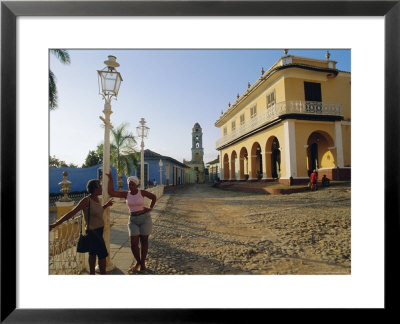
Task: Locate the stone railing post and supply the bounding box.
[55,172,75,240]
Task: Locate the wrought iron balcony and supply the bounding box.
[216,100,343,149]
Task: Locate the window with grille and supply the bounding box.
[267,90,275,108]
[250,105,257,118]
[304,82,322,112]
[304,82,322,101]
[223,127,227,136]
[231,120,236,131]
[240,114,245,125]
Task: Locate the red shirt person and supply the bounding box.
[310,170,318,191]
[310,170,317,184]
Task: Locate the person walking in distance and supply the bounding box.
[310,169,318,191]
[106,172,157,273]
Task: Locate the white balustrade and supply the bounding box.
[216,100,342,148]
[49,214,86,274]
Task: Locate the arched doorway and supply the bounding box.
[307,131,335,176]
[310,143,318,171]
[230,151,238,180]
[223,153,230,180]
[250,142,262,180]
[271,137,281,179]
[239,147,248,180]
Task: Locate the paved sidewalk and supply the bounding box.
[108,194,170,275]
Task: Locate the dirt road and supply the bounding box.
[146,183,351,275]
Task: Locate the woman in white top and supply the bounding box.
[107,172,157,273]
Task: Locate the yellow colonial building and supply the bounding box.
[215,51,351,184]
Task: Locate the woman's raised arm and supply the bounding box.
[106,172,127,199]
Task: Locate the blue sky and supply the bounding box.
[50,49,350,167]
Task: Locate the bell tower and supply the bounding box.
[191,123,204,163]
[183,122,205,183]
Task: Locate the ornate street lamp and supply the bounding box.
[136,118,149,190]
[97,55,123,272]
[158,159,163,185]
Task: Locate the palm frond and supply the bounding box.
[49,49,70,111]
[109,123,139,177]
[49,70,58,110]
[50,49,71,64]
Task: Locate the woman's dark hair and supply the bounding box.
[86,179,100,194]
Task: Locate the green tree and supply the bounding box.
[110,123,139,178]
[49,49,71,110]
[49,155,64,167]
[82,149,102,168]
[49,155,78,168]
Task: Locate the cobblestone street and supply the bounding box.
[112,183,351,275]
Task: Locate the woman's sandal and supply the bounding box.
[128,264,140,274]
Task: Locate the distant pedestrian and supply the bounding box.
[310,169,318,191]
[107,172,157,273]
[322,174,330,187]
[49,179,114,274]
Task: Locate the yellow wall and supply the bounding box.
[342,124,351,167]
[216,55,351,180]
[220,70,350,135]
[220,123,287,179]
[283,72,351,121]
[220,119,349,180]
[294,121,336,177]
[220,76,286,136]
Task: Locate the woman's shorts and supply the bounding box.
[128,212,152,236]
[87,227,108,259]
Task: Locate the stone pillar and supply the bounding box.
[283,120,297,179]
[334,121,344,168]
[248,155,258,180]
[239,157,245,180]
[55,172,75,242]
[261,152,271,180]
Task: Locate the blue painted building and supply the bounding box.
[49,149,190,193]
[134,149,188,186]
[49,165,121,194]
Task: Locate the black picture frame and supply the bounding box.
[1,0,399,322]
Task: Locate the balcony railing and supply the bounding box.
[216,100,342,149]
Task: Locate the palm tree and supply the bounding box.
[110,123,139,189]
[49,49,71,110]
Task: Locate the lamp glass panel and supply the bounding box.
[99,71,122,96]
[143,126,149,137]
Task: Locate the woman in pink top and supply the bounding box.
[107,172,157,273]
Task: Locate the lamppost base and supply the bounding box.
[95,261,116,273]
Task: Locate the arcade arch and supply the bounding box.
[223,153,230,180]
[239,147,248,180]
[230,151,238,180]
[250,142,262,180]
[264,136,281,179]
[306,131,336,174]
